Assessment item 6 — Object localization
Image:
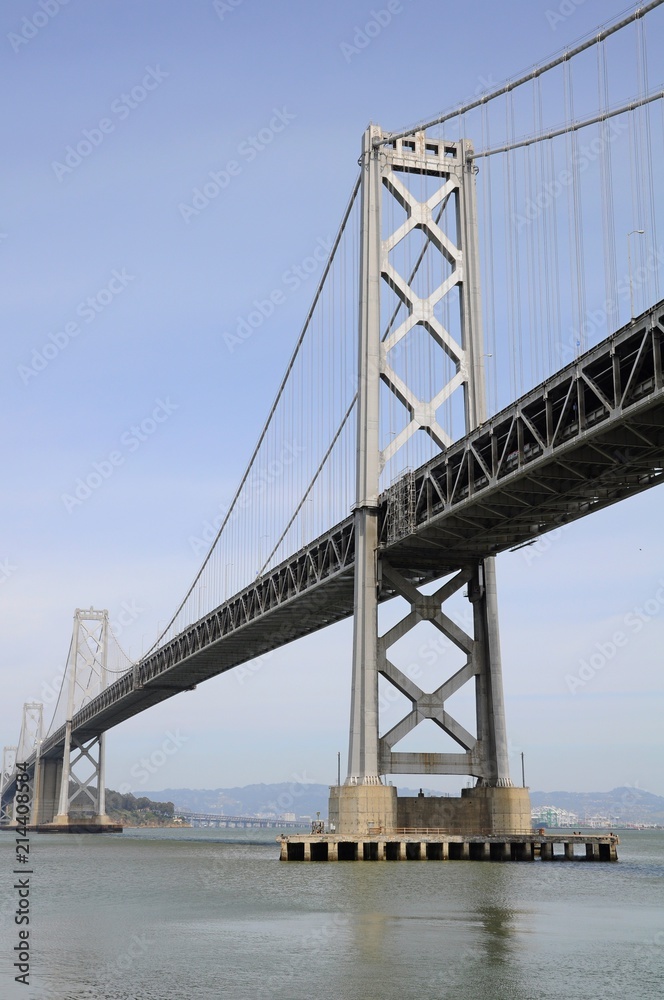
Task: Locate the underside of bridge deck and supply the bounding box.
[21,301,664,768]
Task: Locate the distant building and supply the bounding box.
[531,806,578,828]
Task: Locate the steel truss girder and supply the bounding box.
[37,519,357,755]
[18,304,664,773]
[382,308,664,557]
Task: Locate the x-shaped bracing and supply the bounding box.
[379,169,469,470]
[377,562,490,779]
[0,797,13,825]
[66,735,102,811]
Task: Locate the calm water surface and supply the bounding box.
[1,827,662,999]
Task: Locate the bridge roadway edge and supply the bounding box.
[18,301,664,772]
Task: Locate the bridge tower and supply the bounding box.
[17,703,44,826]
[0,745,17,825]
[331,125,530,836]
[0,704,44,828]
[38,608,113,829]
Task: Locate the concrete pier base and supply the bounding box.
[329,784,531,840]
[35,815,122,834]
[314,786,619,863]
[35,824,123,833]
[396,786,532,836]
[328,783,397,836]
[2,822,123,833]
[279,831,619,862]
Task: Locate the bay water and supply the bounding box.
[1,827,662,999]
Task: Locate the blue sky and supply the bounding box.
[1,0,663,799]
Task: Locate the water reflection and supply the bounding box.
[1,830,660,1000]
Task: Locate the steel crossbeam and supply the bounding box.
[8,303,664,780]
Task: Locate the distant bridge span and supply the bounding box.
[19,302,662,771]
[179,812,304,829]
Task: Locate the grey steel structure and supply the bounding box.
[1,299,663,817]
[16,703,43,765]
[348,127,510,786]
[1,746,17,824]
[0,610,111,826]
[51,608,109,824]
[2,102,664,821]
[14,704,43,825]
[180,812,303,830]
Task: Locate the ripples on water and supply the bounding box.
[1,828,662,999]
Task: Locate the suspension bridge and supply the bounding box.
[2,4,664,841]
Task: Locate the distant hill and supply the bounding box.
[143,782,442,819]
[143,783,330,818]
[143,783,664,825]
[105,790,179,827]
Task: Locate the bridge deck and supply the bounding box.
[26,302,664,765]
